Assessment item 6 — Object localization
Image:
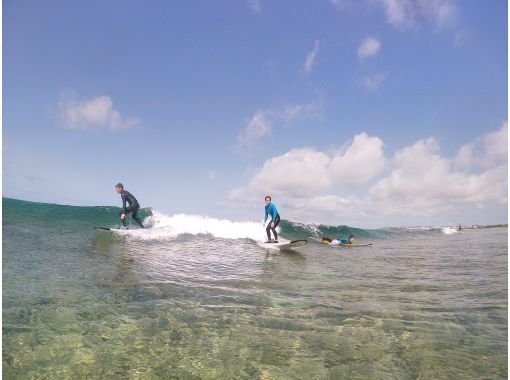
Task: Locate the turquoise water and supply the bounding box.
[3,198,507,379]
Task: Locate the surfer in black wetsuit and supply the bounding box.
[115,183,144,229]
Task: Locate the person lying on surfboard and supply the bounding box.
[115,183,144,229]
[263,195,280,243]
[329,234,354,245]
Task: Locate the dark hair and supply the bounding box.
[115,183,124,189]
[349,234,354,238]
[265,195,271,201]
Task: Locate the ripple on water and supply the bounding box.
[3,227,507,378]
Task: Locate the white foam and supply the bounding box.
[441,227,460,235]
[118,210,276,241]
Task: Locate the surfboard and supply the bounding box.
[94,226,127,233]
[94,226,113,232]
[257,239,308,250]
[322,237,372,247]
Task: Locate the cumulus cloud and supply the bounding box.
[229,124,507,226]
[304,40,320,74]
[454,122,507,170]
[237,99,323,148]
[370,137,457,201]
[370,133,507,208]
[241,148,332,198]
[58,93,140,131]
[230,132,385,199]
[358,37,381,60]
[329,133,386,187]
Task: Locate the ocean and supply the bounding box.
[2,197,507,379]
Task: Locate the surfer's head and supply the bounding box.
[264,196,271,204]
[115,183,124,193]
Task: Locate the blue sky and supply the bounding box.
[3,0,508,227]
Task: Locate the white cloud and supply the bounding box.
[455,122,508,169]
[358,37,381,60]
[370,134,507,207]
[237,111,272,148]
[58,93,140,131]
[379,0,415,29]
[329,133,386,187]
[481,123,508,165]
[370,137,455,200]
[230,132,385,199]
[242,148,332,198]
[330,0,458,31]
[359,72,388,91]
[237,99,323,148]
[282,100,322,122]
[378,0,457,30]
[304,40,320,74]
[420,0,458,29]
[229,124,507,226]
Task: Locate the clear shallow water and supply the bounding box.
[3,199,507,379]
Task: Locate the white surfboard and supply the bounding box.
[257,239,308,250]
[94,226,134,233]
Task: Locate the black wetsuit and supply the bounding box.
[119,190,144,228]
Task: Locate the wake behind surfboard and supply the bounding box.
[96,225,307,250]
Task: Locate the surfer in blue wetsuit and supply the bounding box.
[115,183,144,229]
[264,195,280,243]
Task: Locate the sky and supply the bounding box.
[3,0,508,227]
